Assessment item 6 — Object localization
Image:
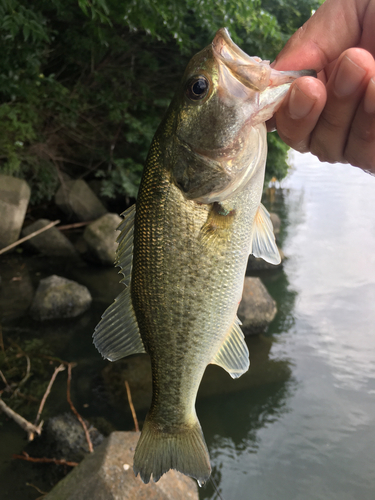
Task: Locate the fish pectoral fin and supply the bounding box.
[93,286,145,361]
[250,203,281,265]
[211,318,249,379]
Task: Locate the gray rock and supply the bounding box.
[0,256,34,321]
[55,179,107,221]
[45,413,104,463]
[22,219,79,258]
[44,431,199,500]
[238,277,277,335]
[246,248,285,272]
[30,275,92,320]
[0,175,31,249]
[83,213,121,265]
[269,212,281,238]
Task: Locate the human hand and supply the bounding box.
[267,0,375,173]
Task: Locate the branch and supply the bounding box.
[66,363,94,453]
[0,220,60,255]
[125,380,139,432]
[34,364,65,427]
[0,398,43,441]
[14,452,78,467]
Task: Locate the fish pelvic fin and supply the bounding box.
[211,317,250,378]
[250,203,281,265]
[93,203,146,361]
[133,415,211,485]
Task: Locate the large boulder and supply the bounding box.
[43,413,104,463]
[30,275,92,320]
[44,431,199,500]
[55,179,107,221]
[83,213,121,265]
[22,219,79,258]
[237,277,277,335]
[0,175,31,249]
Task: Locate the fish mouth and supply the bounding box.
[212,28,316,92]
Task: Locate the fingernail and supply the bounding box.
[364,78,375,114]
[288,84,316,119]
[334,56,366,97]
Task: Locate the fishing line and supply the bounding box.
[209,474,226,500]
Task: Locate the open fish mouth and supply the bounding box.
[212,28,316,93]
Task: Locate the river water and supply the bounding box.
[1,152,375,499]
[199,152,375,500]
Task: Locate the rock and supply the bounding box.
[0,175,31,249]
[83,213,121,265]
[102,355,152,414]
[55,179,107,221]
[44,413,104,463]
[0,255,34,321]
[246,248,285,272]
[30,275,92,320]
[22,219,79,258]
[237,277,277,335]
[269,212,281,238]
[44,431,199,500]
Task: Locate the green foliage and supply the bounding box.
[0,0,319,203]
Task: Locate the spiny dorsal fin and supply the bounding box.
[211,318,249,379]
[250,203,281,265]
[115,203,136,286]
[93,203,146,361]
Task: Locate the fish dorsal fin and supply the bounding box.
[250,203,281,265]
[115,203,136,286]
[93,204,146,361]
[211,318,249,379]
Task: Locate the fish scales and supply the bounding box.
[93,27,316,485]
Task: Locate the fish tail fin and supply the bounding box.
[133,415,211,485]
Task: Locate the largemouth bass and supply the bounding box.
[94,28,314,485]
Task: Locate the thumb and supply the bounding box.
[272,0,364,72]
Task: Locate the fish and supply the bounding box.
[93,28,315,485]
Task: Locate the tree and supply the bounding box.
[0,0,320,203]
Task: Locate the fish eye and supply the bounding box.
[186,76,209,101]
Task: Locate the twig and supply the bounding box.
[125,380,139,432]
[0,220,60,255]
[14,452,78,467]
[26,483,49,495]
[34,364,65,427]
[0,370,11,392]
[0,324,4,352]
[58,221,93,231]
[66,363,94,453]
[0,398,43,441]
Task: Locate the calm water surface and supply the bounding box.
[1,152,375,500]
[199,152,375,500]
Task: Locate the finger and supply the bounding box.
[345,77,375,172]
[270,77,326,152]
[272,0,364,72]
[309,48,375,163]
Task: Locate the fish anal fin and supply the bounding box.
[251,203,281,265]
[211,318,249,379]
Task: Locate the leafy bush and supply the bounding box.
[0,0,319,203]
